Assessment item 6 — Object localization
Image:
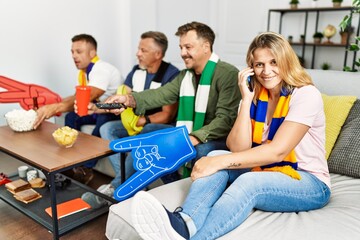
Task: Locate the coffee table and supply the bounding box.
[0,121,116,239]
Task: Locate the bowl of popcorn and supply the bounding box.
[52,126,79,148]
[5,109,37,132]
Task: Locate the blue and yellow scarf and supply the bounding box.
[250,87,301,180]
[78,56,99,86]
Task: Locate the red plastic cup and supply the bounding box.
[75,85,91,117]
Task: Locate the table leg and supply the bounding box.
[49,172,59,240]
[120,153,126,184]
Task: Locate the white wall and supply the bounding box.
[0,0,355,125]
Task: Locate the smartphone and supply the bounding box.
[247,76,254,92]
[95,102,127,109]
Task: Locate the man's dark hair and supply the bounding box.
[141,31,168,56]
[72,34,97,50]
[175,21,215,51]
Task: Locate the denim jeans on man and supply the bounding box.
[177,150,331,239]
[99,122,228,188]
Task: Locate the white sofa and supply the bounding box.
[105,69,360,240]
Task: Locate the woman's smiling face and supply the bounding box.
[253,48,282,91]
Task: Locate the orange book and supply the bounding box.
[45,198,91,219]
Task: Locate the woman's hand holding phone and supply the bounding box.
[238,68,255,102]
[247,76,254,92]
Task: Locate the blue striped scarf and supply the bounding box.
[250,87,301,180]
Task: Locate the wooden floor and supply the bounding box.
[0,154,113,240]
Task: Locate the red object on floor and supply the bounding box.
[0,172,12,186]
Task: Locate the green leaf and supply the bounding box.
[339,16,351,31]
[348,44,360,51]
[343,66,352,72]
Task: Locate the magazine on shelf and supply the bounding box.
[45,198,91,219]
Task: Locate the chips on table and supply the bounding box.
[52,126,78,148]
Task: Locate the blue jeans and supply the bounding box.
[65,111,119,137]
[100,121,175,188]
[180,150,331,240]
[65,112,119,167]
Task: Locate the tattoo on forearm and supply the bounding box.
[127,94,136,108]
[228,162,242,168]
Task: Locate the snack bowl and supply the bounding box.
[52,126,79,148]
[5,109,37,132]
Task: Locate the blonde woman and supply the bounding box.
[131,32,331,240]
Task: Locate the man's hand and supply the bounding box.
[74,101,103,115]
[189,135,201,146]
[33,104,59,129]
[104,94,136,115]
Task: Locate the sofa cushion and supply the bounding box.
[321,94,357,159]
[328,99,360,178]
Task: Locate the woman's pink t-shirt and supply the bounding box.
[285,85,330,188]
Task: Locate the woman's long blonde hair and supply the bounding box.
[246,32,313,96]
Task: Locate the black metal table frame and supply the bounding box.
[0,149,117,240]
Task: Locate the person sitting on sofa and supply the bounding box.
[130,31,331,240]
[102,21,241,185]
[34,33,123,184]
[81,31,180,208]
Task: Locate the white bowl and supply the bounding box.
[5,109,37,132]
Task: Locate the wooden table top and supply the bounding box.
[0,121,113,172]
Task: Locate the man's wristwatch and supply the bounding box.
[144,115,151,125]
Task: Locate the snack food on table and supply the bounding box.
[5,109,37,132]
[52,126,79,148]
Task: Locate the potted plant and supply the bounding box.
[300,34,305,43]
[289,0,299,9]
[339,0,360,71]
[321,62,331,70]
[332,0,343,8]
[313,32,324,44]
[339,25,355,45]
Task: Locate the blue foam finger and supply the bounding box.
[109,126,196,201]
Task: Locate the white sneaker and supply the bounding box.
[131,191,185,240]
[81,184,114,209]
[97,183,115,196]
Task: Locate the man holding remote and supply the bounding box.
[106,22,240,180]
[80,31,179,209]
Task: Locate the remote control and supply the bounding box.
[95,103,127,109]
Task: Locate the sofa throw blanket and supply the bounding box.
[176,53,219,132]
[250,87,301,180]
[78,56,99,86]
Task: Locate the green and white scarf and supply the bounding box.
[176,53,219,132]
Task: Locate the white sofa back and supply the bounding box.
[306,69,360,98]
